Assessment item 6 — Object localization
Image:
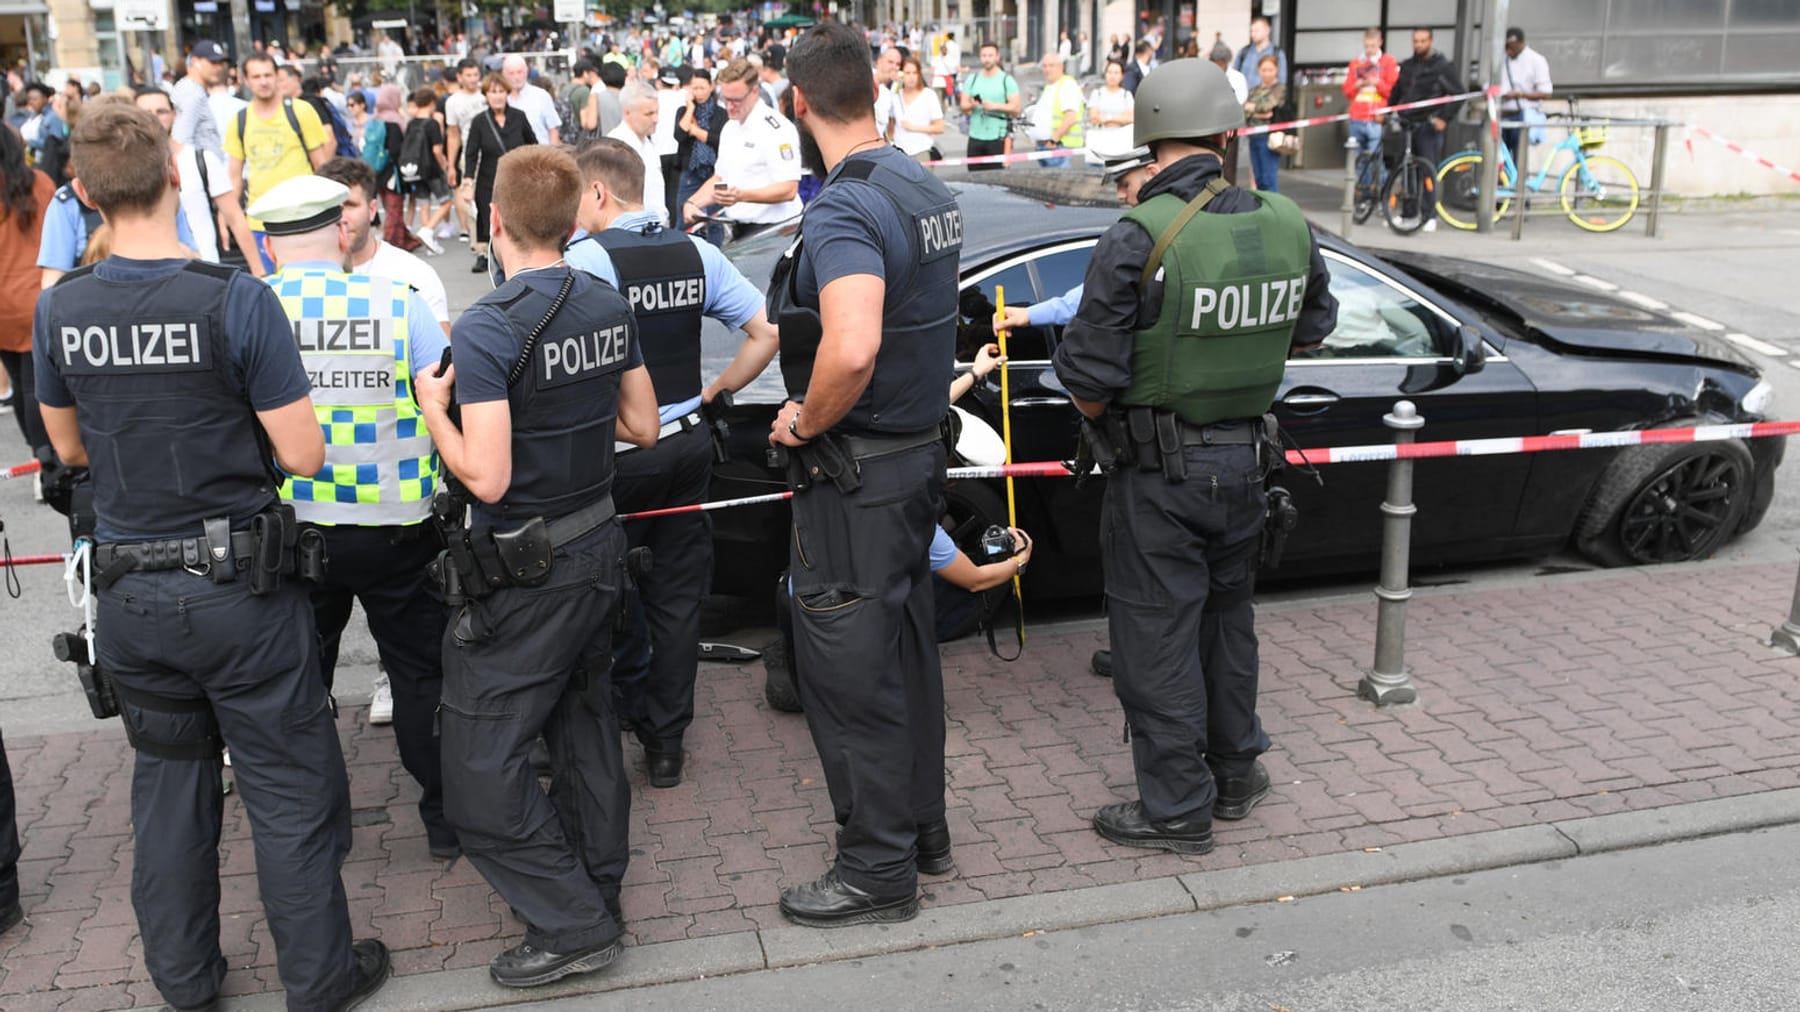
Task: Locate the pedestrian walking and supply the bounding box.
[0,122,53,463]
[413,143,659,988]
[34,102,387,1012]
[763,20,963,928]
[1051,59,1337,855]
[461,73,537,275]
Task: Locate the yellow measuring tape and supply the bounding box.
[994,285,1023,635]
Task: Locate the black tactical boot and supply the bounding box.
[778,868,919,928]
[1090,650,1113,678]
[489,935,624,988]
[1213,760,1272,821]
[331,938,391,1011]
[1092,801,1214,855]
[645,749,684,789]
[916,818,954,875]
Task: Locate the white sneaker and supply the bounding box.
[369,672,394,725]
[1422,218,1438,233]
[413,226,444,255]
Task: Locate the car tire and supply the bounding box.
[1574,439,1755,567]
[941,479,1009,552]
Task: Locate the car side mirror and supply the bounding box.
[1454,324,1486,375]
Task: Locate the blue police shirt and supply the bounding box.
[286,259,448,383]
[36,193,199,272]
[33,257,314,540]
[1028,282,1084,328]
[566,210,764,422]
[793,525,959,594]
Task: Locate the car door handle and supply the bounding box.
[1010,397,1070,408]
[1281,392,1340,407]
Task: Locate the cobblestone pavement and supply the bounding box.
[2,557,1798,1010]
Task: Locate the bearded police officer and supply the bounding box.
[32,102,389,1012]
[765,21,963,928]
[565,137,779,789]
[1053,60,1337,854]
[248,175,459,862]
[413,145,660,988]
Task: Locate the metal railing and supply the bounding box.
[287,50,578,91]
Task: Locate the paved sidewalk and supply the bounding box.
[2,556,1799,1009]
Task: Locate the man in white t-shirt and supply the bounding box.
[607,80,667,225]
[443,57,485,240]
[138,88,256,265]
[502,55,560,145]
[172,38,229,160]
[872,47,903,141]
[317,158,452,335]
[681,58,802,228]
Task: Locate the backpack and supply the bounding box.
[360,118,392,177]
[398,118,433,183]
[551,89,580,144]
[300,94,360,159]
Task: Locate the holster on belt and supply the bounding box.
[702,390,733,464]
[247,505,300,595]
[1153,412,1187,483]
[1126,408,1158,473]
[1073,415,1131,488]
[615,546,654,636]
[766,445,810,493]
[490,517,553,588]
[803,434,862,494]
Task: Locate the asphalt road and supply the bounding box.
[502,821,1800,1012]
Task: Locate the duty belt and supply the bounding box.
[615,411,704,455]
[431,494,617,603]
[1179,419,1259,446]
[90,507,325,593]
[770,426,942,495]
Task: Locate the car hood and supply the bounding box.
[1375,250,1756,370]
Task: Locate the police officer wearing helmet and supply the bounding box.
[1053,59,1337,854]
[32,102,390,1012]
[565,137,780,789]
[249,174,458,862]
[413,145,660,988]
[765,19,963,928]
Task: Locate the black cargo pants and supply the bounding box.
[1101,444,1272,824]
[100,572,355,1012]
[789,441,946,898]
[306,522,453,851]
[438,522,628,953]
[610,424,714,752]
[0,725,18,916]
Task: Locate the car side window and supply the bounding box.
[1029,247,1091,315]
[1302,257,1446,359]
[958,262,1051,363]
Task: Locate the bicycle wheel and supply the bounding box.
[1434,153,1513,231]
[1560,154,1640,233]
[1382,156,1436,234]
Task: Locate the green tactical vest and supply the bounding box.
[1119,185,1313,426]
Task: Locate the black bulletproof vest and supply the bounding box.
[489,267,634,521]
[587,224,706,406]
[46,261,277,539]
[770,148,962,435]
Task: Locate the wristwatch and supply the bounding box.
[787,412,804,440]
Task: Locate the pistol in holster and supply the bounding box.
[1261,485,1299,569]
[614,546,654,636]
[1073,414,1133,488]
[702,390,734,464]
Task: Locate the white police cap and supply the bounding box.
[247,175,350,236]
[1099,145,1154,183]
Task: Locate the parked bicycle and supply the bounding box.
[1434,109,1641,233]
[1352,133,1384,225]
[1378,116,1438,234]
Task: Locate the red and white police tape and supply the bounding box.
[3,420,1792,563]
[1685,126,1800,186]
[1,460,41,481]
[920,147,1075,169]
[1235,87,1498,138]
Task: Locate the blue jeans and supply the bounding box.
[1350,119,1385,189]
[1247,134,1280,192]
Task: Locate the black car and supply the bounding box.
[699,181,1781,600]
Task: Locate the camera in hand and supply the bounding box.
[978,524,1018,562]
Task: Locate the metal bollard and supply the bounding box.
[1646,122,1669,238]
[1770,552,1800,655]
[1510,131,1530,241]
[1341,135,1360,236]
[1359,400,1423,706]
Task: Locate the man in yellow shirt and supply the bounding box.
[227,52,330,271]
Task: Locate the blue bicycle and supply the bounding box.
[1435,116,1641,232]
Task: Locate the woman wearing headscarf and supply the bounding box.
[374,84,422,252]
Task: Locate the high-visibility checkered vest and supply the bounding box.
[270,266,437,525]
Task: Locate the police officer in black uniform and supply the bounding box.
[32,102,387,1012]
[765,20,963,928]
[566,137,780,789]
[1054,60,1337,854]
[413,144,660,988]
